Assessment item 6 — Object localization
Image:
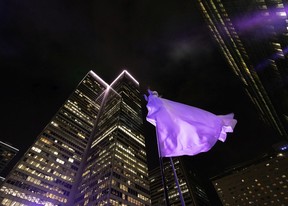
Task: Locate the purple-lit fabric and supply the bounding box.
[145,91,237,157]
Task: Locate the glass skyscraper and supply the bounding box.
[0,70,151,206]
[149,157,211,206]
[0,141,19,177]
[197,0,288,139]
[211,148,288,205]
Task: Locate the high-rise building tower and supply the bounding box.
[211,145,288,205]
[0,70,151,206]
[149,157,211,206]
[197,0,288,139]
[0,141,19,176]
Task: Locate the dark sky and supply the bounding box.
[0,0,282,203]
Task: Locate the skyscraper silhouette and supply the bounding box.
[0,141,18,177]
[149,157,211,206]
[197,0,288,139]
[0,70,151,206]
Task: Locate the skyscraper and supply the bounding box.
[149,157,211,206]
[0,141,19,176]
[197,0,288,139]
[0,70,151,206]
[211,147,288,205]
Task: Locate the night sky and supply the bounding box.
[0,0,283,203]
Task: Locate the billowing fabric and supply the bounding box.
[145,90,237,157]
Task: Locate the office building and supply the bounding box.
[0,141,19,176]
[197,0,288,138]
[211,148,288,205]
[149,157,210,206]
[0,70,151,206]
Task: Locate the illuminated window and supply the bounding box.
[276,11,286,17]
[31,146,41,153]
[56,158,65,164]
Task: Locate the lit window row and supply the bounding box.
[23,157,75,181]
[115,148,137,166]
[116,144,135,157]
[0,186,57,205]
[18,164,54,182]
[122,101,140,117]
[64,101,94,125]
[115,154,136,175]
[1,198,26,206]
[91,125,117,148]
[118,125,145,147]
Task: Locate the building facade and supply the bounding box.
[149,157,210,206]
[211,150,288,205]
[0,141,18,176]
[197,0,288,138]
[0,70,151,206]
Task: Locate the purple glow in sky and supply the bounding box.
[230,7,288,72]
[235,7,287,34]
